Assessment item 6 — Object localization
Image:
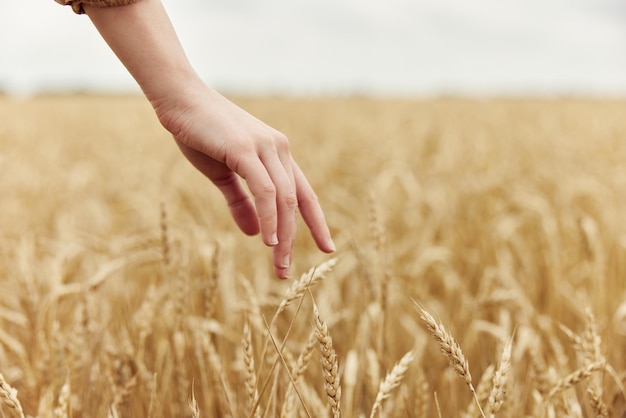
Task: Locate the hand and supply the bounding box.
[83,0,334,278]
[153,83,335,278]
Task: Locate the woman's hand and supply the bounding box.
[154,84,335,278]
[85,0,334,278]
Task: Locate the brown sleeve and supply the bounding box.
[55,0,142,14]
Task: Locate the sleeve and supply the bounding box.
[55,0,142,14]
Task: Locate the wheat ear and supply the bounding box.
[416,303,485,418]
[275,258,338,319]
[587,386,609,418]
[242,319,260,418]
[487,338,512,416]
[203,243,220,319]
[0,372,25,418]
[313,302,342,418]
[547,360,605,399]
[414,368,431,418]
[159,201,171,267]
[369,350,415,418]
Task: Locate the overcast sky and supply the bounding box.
[1,0,625,96]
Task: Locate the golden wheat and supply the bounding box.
[417,304,486,417]
[1,95,626,417]
[369,349,414,418]
[0,372,25,418]
[242,319,260,417]
[547,360,605,399]
[313,302,342,418]
[416,305,473,387]
[487,339,512,416]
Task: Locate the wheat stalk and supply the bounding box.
[298,381,331,418]
[313,302,342,418]
[369,349,415,418]
[256,259,336,387]
[434,391,443,418]
[280,331,317,418]
[260,315,311,418]
[465,364,495,418]
[251,269,315,418]
[369,196,389,361]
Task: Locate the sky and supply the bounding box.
[0,0,625,96]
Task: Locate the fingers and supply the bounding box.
[204,140,334,279]
[292,159,336,253]
[238,139,298,279]
[261,144,298,279]
[178,128,334,280]
[211,172,260,236]
[176,140,260,235]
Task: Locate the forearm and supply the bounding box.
[84,0,203,107]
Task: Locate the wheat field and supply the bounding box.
[1,94,626,417]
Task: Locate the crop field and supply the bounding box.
[1,94,626,417]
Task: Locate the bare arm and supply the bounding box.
[84,0,335,278]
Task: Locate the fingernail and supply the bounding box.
[328,239,337,252]
[281,255,290,268]
[270,233,278,246]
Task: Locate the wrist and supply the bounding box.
[147,75,216,136]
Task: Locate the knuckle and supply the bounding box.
[257,182,277,198]
[282,191,299,209]
[227,194,250,210]
[225,146,254,173]
[298,190,319,206]
[260,211,278,227]
[211,172,237,188]
[273,132,290,152]
[224,153,242,174]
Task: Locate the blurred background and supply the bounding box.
[1,0,625,97]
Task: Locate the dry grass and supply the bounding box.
[1,94,626,417]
